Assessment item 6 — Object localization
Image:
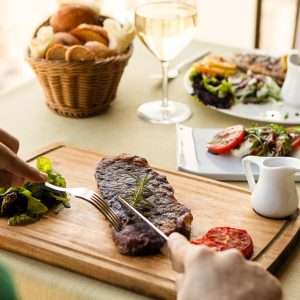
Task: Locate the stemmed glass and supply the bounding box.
[135,0,198,124]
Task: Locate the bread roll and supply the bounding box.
[71,24,108,45]
[84,41,116,59]
[30,26,55,58]
[53,32,81,46]
[50,4,98,32]
[65,45,95,61]
[46,44,68,60]
[103,19,135,53]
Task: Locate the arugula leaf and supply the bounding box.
[270,124,287,135]
[245,124,293,156]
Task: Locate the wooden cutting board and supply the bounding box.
[0,144,300,300]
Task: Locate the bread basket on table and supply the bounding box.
[27,14,134,118]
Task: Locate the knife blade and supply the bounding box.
[118,196,169,241]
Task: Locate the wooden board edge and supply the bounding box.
[26,143,250,195]
[0,231,176,300]
[268,221,300,274]
[25,143,66,162]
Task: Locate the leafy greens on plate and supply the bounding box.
[207,124,300,158]
[0,157,70,226]
[189,54,282,109]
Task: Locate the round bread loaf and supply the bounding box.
[65,45,95,62]
[50,4,98,32]
[71,24,109,46]
[85,41,116,59]
[46,44,68,60]
[53,32,81,46]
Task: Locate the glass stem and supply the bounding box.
[161,61,169,108]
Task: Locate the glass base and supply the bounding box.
[137,101,192,124]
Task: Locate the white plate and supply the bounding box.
[176,125,300,181]
[183,51,300,125]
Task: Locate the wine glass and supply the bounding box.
[135,0,197,124]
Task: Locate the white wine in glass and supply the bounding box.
[135,1,197,124]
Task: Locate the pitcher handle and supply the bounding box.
[242,156,264,192]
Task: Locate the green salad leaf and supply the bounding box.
[202,76,233,99]
[49,192,70,208]
[19,188,48,216]
[8,214,38,226]
[189,68,199,80]
[37,156,53,173]
[245,124,293,156]
[0,157,70,226]
[230,73,281,104]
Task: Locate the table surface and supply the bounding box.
[0,40,299,300]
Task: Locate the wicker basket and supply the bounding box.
[27,19,133,118]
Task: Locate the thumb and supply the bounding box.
[168,233,191,273]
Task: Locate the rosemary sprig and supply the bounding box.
[125,174,153,208]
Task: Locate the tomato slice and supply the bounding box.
[191,227,254,259]
[207,125,245,155]
[292,136,300,150]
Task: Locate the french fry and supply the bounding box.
[195,64,236,77]
[194,55,238,77]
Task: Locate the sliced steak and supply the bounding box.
[234,53,286,86]
[95,154,193,256]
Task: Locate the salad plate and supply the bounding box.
[176,125,300,181]
[184,50,300,125]
[184,71,300,125]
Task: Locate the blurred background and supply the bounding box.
[0,0,299,93]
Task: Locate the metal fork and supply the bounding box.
[45,182,122,231]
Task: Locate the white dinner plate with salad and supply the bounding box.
[184,50,300,125]
[176,124,300,181]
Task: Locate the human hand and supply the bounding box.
[168,233,282,300]
[0,129,47,187]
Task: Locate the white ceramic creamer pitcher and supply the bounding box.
[242,156,300,218]
[281,53,300,108]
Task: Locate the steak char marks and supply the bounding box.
[95,154,193,255]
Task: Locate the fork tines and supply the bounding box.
[89,193,122,232]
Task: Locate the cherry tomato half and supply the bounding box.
[292,136,300,150]
[207,125,245,155]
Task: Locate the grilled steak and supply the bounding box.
[95,154,193,255]
[234,53,287,86]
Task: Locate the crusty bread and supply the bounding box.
[71,24,109,46]
[84,41,116,59]
[46,44,68,60]
[103,19,135,53]
[65,45,95,62]
[50,4,98,32]
[30,26,55,58]
[53,32,81,46]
